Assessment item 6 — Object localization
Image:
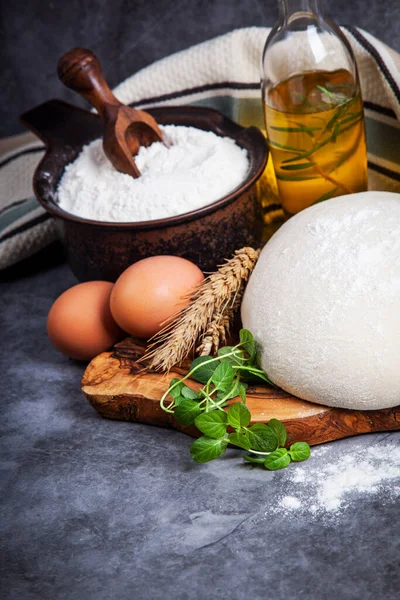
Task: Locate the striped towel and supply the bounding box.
[1,26,399,270]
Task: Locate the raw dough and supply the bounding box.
[241,191,400,410]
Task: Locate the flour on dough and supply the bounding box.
[241,191,400,410]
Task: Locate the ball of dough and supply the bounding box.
[241,191,400,410]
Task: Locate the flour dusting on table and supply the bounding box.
[271,441,400,517]
[57,125,249,222]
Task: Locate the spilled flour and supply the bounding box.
[273,440,400,516]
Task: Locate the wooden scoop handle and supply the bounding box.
[57,47,166,178]
[57,48,121,119]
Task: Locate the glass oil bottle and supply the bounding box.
[262,0,368,216]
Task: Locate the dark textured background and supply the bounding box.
[1,0,400,137]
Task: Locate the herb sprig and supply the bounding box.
[159,329,311,470]
[267,82,364,196]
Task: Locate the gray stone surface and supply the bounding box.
[1,250,399,600]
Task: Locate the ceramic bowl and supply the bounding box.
[21,100,268,281]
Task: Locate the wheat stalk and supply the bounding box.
[196,293,241,356]
[141,247,260,372]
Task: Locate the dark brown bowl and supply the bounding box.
[21,100,268,281]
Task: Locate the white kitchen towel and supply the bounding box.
[1,26,399,269]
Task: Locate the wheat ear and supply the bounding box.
[141,247,260,372]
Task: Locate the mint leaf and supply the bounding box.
[239,329,256,358]
[173,395,185,406]
[174,399,202,425]
[190,436,228,463]
[168,378,183,400]
[238,383,247,403]
[181,385,199,400]
[227,402,251,429]
[211,362,235,391]
[228,431,251,450]
[195,411,228,438]
[240,369,275,386]
[190,356,218,384]
[247,423,278,452]
[219,377,241,401]
[218,346,245,366]
[268,419,287,447]
[264,448,291,470]
[243,455,266,465]
[288,442,311,462]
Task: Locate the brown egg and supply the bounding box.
[110,256,204,338]
[47,281,125,360]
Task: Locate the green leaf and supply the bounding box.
[174,399,202,425]
[317,84,335,102]
[275,173,319,182]
[311,186,339,205]
[338,118,363,137]
[239,368,276,387]
[270,125,320,135]
[173,395,185,407]
[282,108,361,167]
[331,122,340,142]
[281,138,328,164]
[238,383,247,403]
[218,346,245,366]
[211,362,235,391]
[268,139,304,153]
[227,402,251,429]
[267,419,287,447]
[239,329,256,358]
[264,448,291,470]
[190,356,218,384]
[323,102,351,131]
[194,411,228,439]
[281,162,316,171]
[218,346,234,359]
[247,423,278,453]
[338,110,363,127]
[168,378,183,400]
[190,436,228,463]
[219,377,241,401]
[288,442,311,462]
[181,385,199,400]
[228,431,251,450]
[243,455,266,466]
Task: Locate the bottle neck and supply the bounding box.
[279,0,321,22]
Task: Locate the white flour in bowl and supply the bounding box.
[57,125,249,222]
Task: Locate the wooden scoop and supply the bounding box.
[57,48,165,178]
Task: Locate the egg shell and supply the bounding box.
[110,256,204,338]
[47,281,125,361]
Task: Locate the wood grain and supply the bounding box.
[81,337,400,446]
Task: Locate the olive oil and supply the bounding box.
[264,69,368,215]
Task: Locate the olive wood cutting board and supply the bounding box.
[81,337,400,446]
